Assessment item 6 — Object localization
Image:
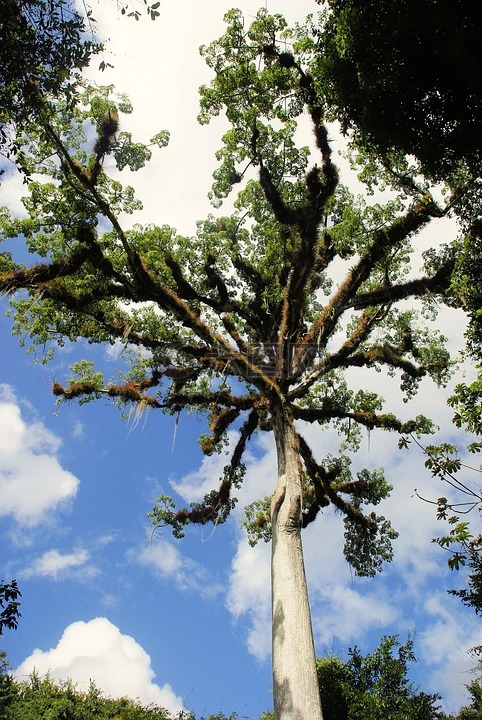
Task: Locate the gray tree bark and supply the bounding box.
[271,404,324,720]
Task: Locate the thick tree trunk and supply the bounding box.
[271,404,324,720]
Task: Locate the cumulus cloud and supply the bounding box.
[14,617,184,712]
[130,541,223,598]
[171,430,243,503]
[226,540,271,660]
[70,418,85,440]
[312,583,400,646]
[418,592,482,710]
[0,167,29,217]
[20,548,98,581]
[0,385,79,526]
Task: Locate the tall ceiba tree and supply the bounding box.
[0,9,467,720]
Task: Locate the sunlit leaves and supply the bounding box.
[317,634,444,719]
[449,367,482,437]
[0,670,186,719]
[199,8,313,206]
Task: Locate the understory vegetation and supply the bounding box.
[1,636,481,720]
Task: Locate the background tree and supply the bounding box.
[0,8,469,720]
[457,674,482,720]
[316,635,444,720]
[262,635,446,719]
[312,0,482,343]
[403,376,482,620]
[0,651,17,718]
[312,0,482,182]
[312,1,482,603]
[0,580,21,717]
[0,0,102,178]
[0,670,192,719]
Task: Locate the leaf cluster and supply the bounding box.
[0,579,21,636]
[119,0,161,21]
[403,428,482,616]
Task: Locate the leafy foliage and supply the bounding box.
[0,670,192,720]
[312,0,482,181]
[0,579,21,636]
[316,635,444,720]
[457,673,482,720]
[402,413,482,617]
[311,1,482,352]
[0,645,460,719]
[0,0,101,177]
[262,635,447,719]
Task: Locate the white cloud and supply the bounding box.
[14,617,183,712]
[20,548,98,581]
[418,592,482,710]
[70,418,85,440]
[130,541,224,598]
[96,534,116,548]
[137,541,182,576]
[312,583,400,647]
[171,430,241,503]
[235,433,278,509]
[226,540,272,661]
[0,167,30,217]
[78,0,318,241]
[0,385,79,526]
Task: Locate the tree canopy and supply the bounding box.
[312,0,482,351]
[311,0,482,614]
[316,635,443,720]
[0,7,456,569]
[0,669,192,720]
[313,0,482,181]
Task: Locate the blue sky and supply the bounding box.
[1,1,481,718]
